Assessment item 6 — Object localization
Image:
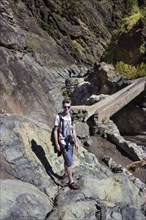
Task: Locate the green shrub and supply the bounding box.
[140,44,146,54]
[115,61,146,79]
[62,89,69,97]
[102,2,146,64]
[120,12,142,31]
[138,62,146,77]
[119,1,146,32]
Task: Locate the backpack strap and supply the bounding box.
[58,112,66,137]
[70,112,74,126]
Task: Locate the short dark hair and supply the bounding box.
[62,98,71,105]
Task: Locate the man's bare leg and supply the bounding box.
[65,165,74,183]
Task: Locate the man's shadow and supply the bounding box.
[31,139,63,185]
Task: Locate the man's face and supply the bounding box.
[63,103,71,113]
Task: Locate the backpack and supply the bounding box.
[50,112,74,156]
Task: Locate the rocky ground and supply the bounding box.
[85,136,146,184]
[0,113,146,220]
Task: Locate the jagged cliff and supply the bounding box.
[0,0,146,220]
[1,0,145,122]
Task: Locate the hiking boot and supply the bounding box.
[68,182,80,190]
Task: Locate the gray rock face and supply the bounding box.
[96,203,146,220]
[0,45,76,123]
[0,114,63,197]
[1,179,52,220]
[0,0,76,121]
[0,0,27,49]
[21,0,126,66]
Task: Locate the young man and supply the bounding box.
[54,98,79,189]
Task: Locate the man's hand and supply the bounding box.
[56,143,61,152]
[72,128,79,152]
[75,143,79,152]
[54,126,61,152]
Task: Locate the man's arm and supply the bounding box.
[54,126,61,152]
[72,127,78,152]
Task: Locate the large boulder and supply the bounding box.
[96,202,146,220]
[99,120,146,161]
[1,179,52,220]
[71,62,127,105]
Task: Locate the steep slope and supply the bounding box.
[0,0,127,122]
[0,0,74,124]
[20,0,126,65]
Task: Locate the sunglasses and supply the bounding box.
[63,106,71,109]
